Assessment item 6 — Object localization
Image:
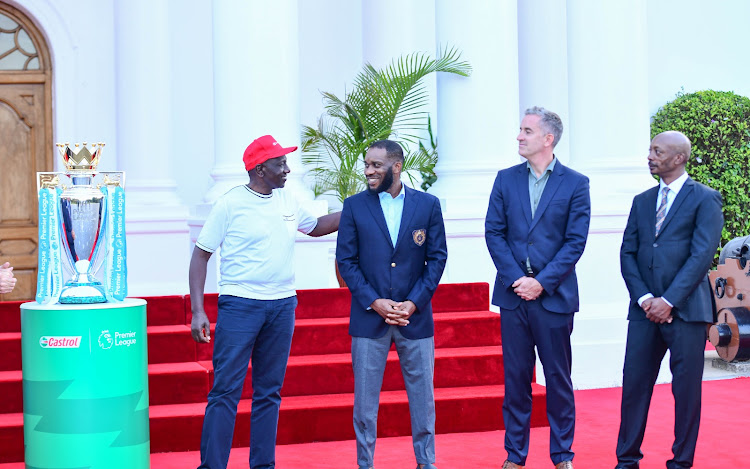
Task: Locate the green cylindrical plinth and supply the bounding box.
[20,299,150,469]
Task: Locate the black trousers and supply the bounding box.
[615,317,706,469]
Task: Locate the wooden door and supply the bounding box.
[0,3,52,301]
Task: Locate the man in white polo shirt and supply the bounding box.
[189,135,340,469]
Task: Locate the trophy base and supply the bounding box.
[59,283,107,304]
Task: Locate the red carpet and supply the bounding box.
[103,377,750,467]
[2,377,743,468]
[0,283,548,463]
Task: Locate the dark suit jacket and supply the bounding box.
[485,161,591,313]
[620,178,723,322]
[336,186,448,339]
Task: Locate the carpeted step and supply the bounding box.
[147,324,196,364]
[0,311,500,375]
[0,346,504,411]
[185,282,492,325]
[0,333,20,372]
[142,295,189,326]
[0,283,491,335]
[0,412,22,463]
[0,302,22,334]
[189,346,503,406]
[192,310,501,363]
[0,371,22,414]
[147,384,548,453]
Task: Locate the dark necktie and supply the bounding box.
[655,186,669,236]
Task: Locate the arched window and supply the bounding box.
[0,10,41,70]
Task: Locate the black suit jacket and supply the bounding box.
[620,178,723,323]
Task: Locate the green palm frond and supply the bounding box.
[302,46,471,201]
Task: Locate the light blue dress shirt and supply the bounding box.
[379,183,406,247]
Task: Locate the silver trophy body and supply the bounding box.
[58,175,107,303]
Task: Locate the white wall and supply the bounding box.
[647,0,750,114]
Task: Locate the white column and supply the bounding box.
[361,0,437,167]
[563,0,663,389]
[566,0,654,211]
[423,1,520,290]
[206,0,313,203]
[114,0,190,296]
[430,0,520,216]
[114,0,185,212]
[517,0,571,164]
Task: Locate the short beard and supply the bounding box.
[367,165,394,195]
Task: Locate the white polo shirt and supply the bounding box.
[196,185,318,300]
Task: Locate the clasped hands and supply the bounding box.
[370,299,416,326]
[0,262,17,295]
[642,297,673,324]
[512,276,543,301]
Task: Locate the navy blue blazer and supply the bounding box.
[485,161,591,313]
[336,185,447,339]
[620,178,723,323]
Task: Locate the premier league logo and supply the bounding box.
[98,330,114,350]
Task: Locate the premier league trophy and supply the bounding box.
[35,142,128,304]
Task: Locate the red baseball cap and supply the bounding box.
[243,135,298,170]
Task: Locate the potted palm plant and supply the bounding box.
[301,47,471,286]
[301,46,471,203]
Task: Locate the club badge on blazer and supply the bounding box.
[413,229,426,246]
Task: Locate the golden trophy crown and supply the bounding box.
[56,142,105,172]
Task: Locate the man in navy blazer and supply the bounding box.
[485,107,591,469]
[336,139,447,469]
[616,131,723,469]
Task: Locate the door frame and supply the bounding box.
[0,1,53,300]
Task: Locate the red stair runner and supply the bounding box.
[0,283,548,463]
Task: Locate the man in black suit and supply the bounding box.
[616,131,724,469]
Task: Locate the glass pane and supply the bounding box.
[0,14,16,30]
[0,30,13,51]
[0,50,29,70]
[17,29,36,55]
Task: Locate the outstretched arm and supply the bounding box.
[309,211,341,237]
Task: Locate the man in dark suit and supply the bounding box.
[485,106,591,469]
[616,131,723,469]
[336,139,447,469]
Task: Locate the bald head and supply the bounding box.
[648,131,691,183]
[654,131,691,161]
